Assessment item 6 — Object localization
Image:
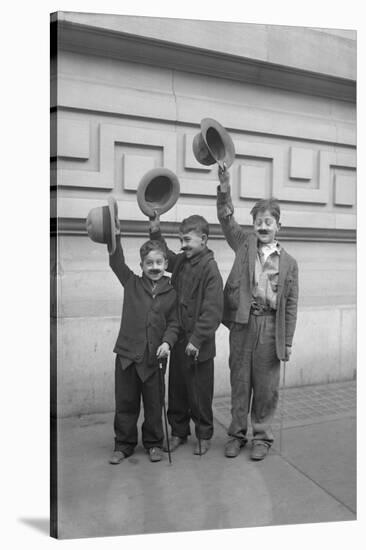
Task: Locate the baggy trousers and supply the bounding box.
[167,337,214,440]
[114,356,165,455]
[228,313,280,447]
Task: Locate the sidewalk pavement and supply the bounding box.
[55,379,356,539]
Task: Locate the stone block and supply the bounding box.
[179,178,217,197]
[334,174,356,206]
[239,164,268,199]
[289,147,313,180]
[57,119,90,159]
[284,307,345,387]
[122,154,156,191]
[340,307,357,379]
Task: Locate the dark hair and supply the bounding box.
[139,239,168,261]
[250,198,281,224]
[179,215,209,237]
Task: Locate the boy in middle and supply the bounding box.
[150,214,223,455]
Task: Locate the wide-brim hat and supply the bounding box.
[192,118,235,168]
[86,195,119,255]
[137,167,180,218]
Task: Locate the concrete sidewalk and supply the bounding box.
[55,380,356,539]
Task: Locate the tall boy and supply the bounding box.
[217,165,299,461]
[150,214,223,455]
[108,229,179,464]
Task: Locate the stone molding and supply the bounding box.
[52,120,356,225]
[52,218,356,243]
[51,19,356,103]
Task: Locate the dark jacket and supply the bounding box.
[150,230,224,362]
[109,236,179,367]
[217,187,299,361]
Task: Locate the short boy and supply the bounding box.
[150,214,223,455]
[217,166,299,461]
[108,232,179,464]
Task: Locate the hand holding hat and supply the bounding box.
[86,195,120,255]
[218,162,230,192]
[149,210,161,234]
[137,167,180,218]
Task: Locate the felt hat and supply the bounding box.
[137,167,180,218]
[192,118,235,168]
[86,195,119,255]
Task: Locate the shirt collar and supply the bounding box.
[142,274,167,290]
[187,247,209,266]
[258,241,281,262]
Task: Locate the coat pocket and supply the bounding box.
[224,281,240,310]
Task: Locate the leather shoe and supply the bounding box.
[250,442,269,461]
[148,447,163,462]
[193,439,211,455]
[109,450,126,464]
[163,436,187,452]
[225,438,245,458]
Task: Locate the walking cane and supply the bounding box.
[279,360,287,456]
[194,355,202,457]
[159,357,172,464]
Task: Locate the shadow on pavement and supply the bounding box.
[18,518,49,536]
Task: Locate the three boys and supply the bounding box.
[104,160,298,463]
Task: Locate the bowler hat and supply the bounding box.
[192,118,235,168]
[137,168,180,218]
[86,195,119,255]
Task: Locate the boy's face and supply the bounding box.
[179,230,207,259]
[141,250,168,281]
[253,209,280,245]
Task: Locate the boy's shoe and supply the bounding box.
[163,436,187,452]
[109,450,126,464]
[250,442,269,461]
[193,439,211,455]
[224,438,246,458]
[148,447,163,462]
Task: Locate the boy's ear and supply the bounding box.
[164,258,168,270]
[202,234,208,245]
[277,222,282,232]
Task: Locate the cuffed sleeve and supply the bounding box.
[217,185,235,220]
[216,185,248,251]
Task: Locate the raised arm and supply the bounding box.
[217,165,248,252]
[149,213,179,273]
[109,234,134,286]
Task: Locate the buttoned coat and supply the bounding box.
[109,236,179,367]
[150,230,224,363]
[217,188,299,361]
